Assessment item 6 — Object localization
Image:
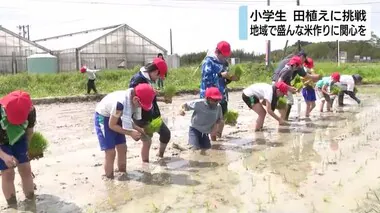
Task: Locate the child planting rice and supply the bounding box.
[301,57,317,117]
[129,58,171,163]
[94,83,156,178]
[315,72,340,112]
[179,87,223,150]
[0,90,36,206]
[336,74,362,106]
[273,55,320,121]
[201,41,238,141]
[241,82,290,131]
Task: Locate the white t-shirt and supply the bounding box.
[243,83,274,103]
[95,89,142,130]
[339,75,355,92]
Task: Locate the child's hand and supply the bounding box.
[179,110,185,116]
[130,130,141,141]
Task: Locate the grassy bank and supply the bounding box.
[0,62,379,98]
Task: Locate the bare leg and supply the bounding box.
[252,103,267,131]
[320,100,325,112]
[141,138,151,163]
[17,162,34,199]
[115,144,127,173]
[1,168,17,206]
[104,149,116,178]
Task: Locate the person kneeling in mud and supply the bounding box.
[242,82,289,131]
[315,72,340,112]
[0,90,36,207]
[336,74,362,106]
[94,83,156,178]
[129,58,171,163]
[179,87,223,150]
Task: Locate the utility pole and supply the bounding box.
[169,28,173,55]
[17,25,30,39]
[296,0,301,51]
[266,0,271,68]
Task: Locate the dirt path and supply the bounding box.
[2,89,380,213]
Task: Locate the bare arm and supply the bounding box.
[26,128,34,144]
[322,85,330,95]
[108,110,135,136]
[265,100,282,122]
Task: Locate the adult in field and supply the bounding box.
[129,58,171,163]
[273,56,320,120]
[0,90,36,207]
[336,74,362,106]
[200,41,238,141]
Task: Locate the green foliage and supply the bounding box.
[224,110,239,126]
[29,131,48,158]
[354,87,358,94]
[144,117,163,136]
[277,97,287,109]
[0,62,379,98]
[291,75,304,90]
[163,85,177,98]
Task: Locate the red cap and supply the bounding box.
[216,41,231,57]
[134,83,156,111]
[0,90,32,125]
[80,66,87,73]
[152,58,168,79]
[275,81,289,94]
[331,72,340,82]
[288,56,302,66]
[205,87,222,100]
[304,57,314,69]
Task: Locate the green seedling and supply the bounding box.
[277,97,287,110]
[29,131,48,160]
[224,110,239,126]
[151,203,160,213]
[144,117,163,136]
[330,85,341,95]
[230,64,243,79]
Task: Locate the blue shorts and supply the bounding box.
[188,127,211,149]
[302,87,316,102]
[0,135,29,171]
[94,112,126,151]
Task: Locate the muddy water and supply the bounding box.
[2,87,380,213]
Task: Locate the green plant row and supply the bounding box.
[0,62,379,98]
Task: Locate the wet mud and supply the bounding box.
[2,86,380,212]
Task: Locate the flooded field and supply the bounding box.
[3,86,380,213]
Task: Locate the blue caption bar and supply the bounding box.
[239,5,248,40]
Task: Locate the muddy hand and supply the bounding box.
[130,130,141,141]
[179,110,185,116]
[2,154,18,168]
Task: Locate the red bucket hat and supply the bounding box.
[152,58,168,80]
[134,83,156,111]
[288,56,302,66]
[205,87,222,100]
[275,82,289,94]
[80,65,87,73]
[216,41,232,57]
[0,90,33,125]
[331,72,340,82]
[304,57,314,69]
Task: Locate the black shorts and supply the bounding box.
[242,93,259,108]
[220,100,228,115]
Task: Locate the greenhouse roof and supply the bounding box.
[33,24,167,53]
[33,24,121,51]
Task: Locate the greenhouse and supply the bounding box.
[34,24,168,72]
[0,26,50,74]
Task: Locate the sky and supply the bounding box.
[1,0,380,55]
